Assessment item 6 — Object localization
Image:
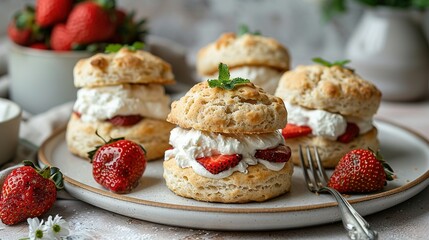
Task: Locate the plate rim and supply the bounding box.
[38,119,429,214]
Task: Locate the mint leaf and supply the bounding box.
[105,44,123,53]
[312,57,350,67]
[218,62,230,81]
[207,63,250,90]
[105,41,145,53]
[237,24,261,36]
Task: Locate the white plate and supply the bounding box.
[38,120,429,230]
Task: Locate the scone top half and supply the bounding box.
[74,48,175,87]
[71,48,175,123]
[276,65,381,119]
[196,32,290,94]
[167,81,287,134]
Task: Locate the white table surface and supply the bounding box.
[1,98,429,240]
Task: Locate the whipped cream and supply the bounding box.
[74,84,170,122]
[285,102,373,140]
[165,127,286,179]
[203,66,283,94]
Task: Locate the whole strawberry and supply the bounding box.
[66,0,116,45]
[50,23,74,51]
[0,161,63,225]
[7,6,45,46]
[35,0,73,27]
[328,149,395,193]
[89,134,146,193]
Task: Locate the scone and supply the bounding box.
[275,62,382,168]
[164,67,293,203]
[196,32,290,94]
[66,47,176,161]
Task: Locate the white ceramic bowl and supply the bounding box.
[0,98,21,165]
[7,42,91,114]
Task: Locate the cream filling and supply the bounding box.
[285,102,373,140]
[74,84,170,122]
[165,127,286,179]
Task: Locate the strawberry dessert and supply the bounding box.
[275,58,382,168]
[66,46,175,161]
[163,63,293,203]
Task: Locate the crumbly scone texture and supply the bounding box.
[287,127,379,168]
[275,65,382,118]
[197,33,290,76]
[163,158,293,203]
[167,81,287,134]
[66,113,174,161]
[74,48,175,87]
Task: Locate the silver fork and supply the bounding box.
[299,145,378,240]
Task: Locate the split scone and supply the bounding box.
[197,32,290,94]
[66,47,176,161]
[275,62,382,168]
[164,71,293,203]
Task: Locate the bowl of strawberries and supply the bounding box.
[7,0,147,114]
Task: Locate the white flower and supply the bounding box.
[44,214,70,239]
[27,217,49,240]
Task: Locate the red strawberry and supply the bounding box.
[337,122,360,143]
[107,115,143,126]
[89,134,147,193]
[7,21,32,45]
[29,42,49,50]
[196,154,242,175]
[50,23,74,51]
[7,6,39,46]
[35,0,73,27]
[0,161,63,225]
[328,149,396,193]
[282,124,312,139]
[254,145,292,163]
[66,1,116,44]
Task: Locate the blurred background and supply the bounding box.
[1,0,429,103]
[1,0,426,68]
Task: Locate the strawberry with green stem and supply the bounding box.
[0,160,63,225]
[89,131,147,193]
[328,148,396,193]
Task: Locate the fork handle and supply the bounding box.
[321,186,378,240]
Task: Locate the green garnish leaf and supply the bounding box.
[312,57,350,67]
[237,24,261,36]
[207,63,250,90]
[105,41,145,53]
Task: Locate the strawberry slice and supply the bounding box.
[196,154,242,175]
[282,124,312,139]
[254,145,292,163]
[107,115,143,126]
[337,122,360,143]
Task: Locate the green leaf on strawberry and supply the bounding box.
[208,63,250,90]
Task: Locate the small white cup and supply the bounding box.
[7,42,91,114]
[0,98,22,165]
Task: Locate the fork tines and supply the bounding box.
[299,145,329,192]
